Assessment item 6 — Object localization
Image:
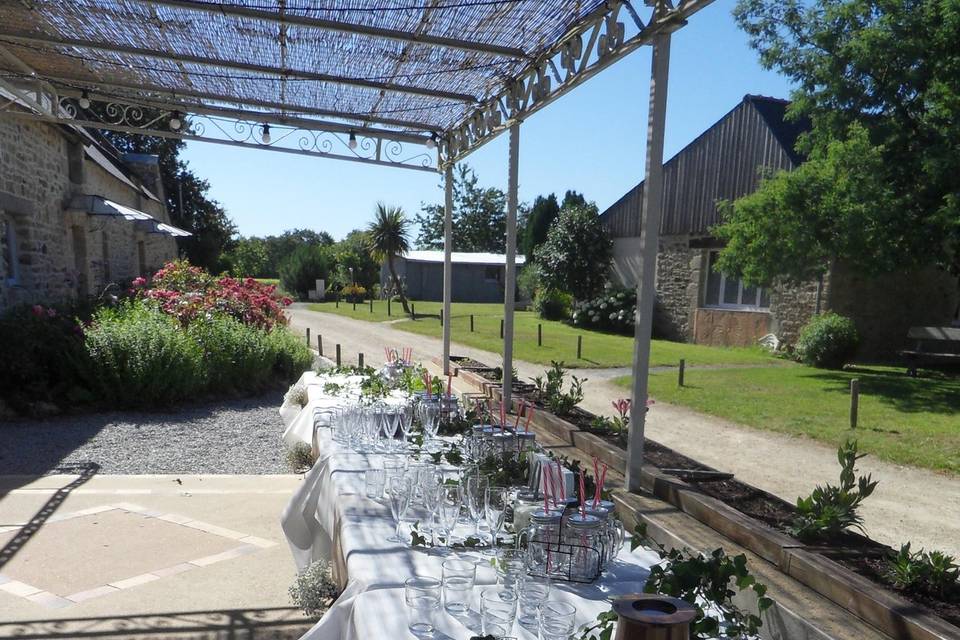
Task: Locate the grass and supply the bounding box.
[615,365,960,474]
[306,299,779,368]
[255,278,280,286]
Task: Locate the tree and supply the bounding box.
[522,194,559,257]
[717,0,960,290]
[96,112,236,271]
[224,237,270,278]
[279,244,331,299]
[332,230,379,290]
[535,203,612,301]
[367,203,412,313]
[263,229,334,277]
[416,165,528,253]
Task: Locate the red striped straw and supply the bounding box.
[578,470,587,518]
[593,457,600,508]
[513,401,523,428]
[554,462,564,508]
[499,403,506,432]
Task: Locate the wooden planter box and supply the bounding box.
[457,369,960,640]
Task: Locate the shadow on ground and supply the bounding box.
[0,607,315,639]
[809,366,960,415]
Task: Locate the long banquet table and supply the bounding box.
[279,372,661,640]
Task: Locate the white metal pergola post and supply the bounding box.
[442,163,454,375]
[502,123,520,409]
[626,32,671,492]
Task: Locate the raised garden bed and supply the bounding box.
[457,358,960,640]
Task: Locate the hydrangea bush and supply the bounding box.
[570,287,637,334]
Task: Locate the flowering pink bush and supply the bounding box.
[133,260,292,330]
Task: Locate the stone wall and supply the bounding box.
[652,235,700,340]
[827,263,958,360]
[768,277,825,347]
[0,116,177,312]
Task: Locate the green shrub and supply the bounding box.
[188,313,274,393]
[0,304,94,413]
[265,327,314,382]
[795,313,859,368]
[85,301,204,407]
[533,288,572,320]
[571,287,636,334]
[279,245,331,299]
[886,543,959,598]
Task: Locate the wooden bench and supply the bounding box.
[898,326,960,376]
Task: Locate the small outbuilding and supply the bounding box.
[382,250,526,303]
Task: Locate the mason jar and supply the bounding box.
[563,513,602,582]
[524,509,565,579]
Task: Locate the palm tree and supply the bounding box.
[367,202,412,314]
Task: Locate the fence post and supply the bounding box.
[353,300,357,311]
[387,299,391,316]
[470,314,474,332]
[440,308,443,326]
[850,379,860,429]
[678,359,685,387]
[369,299,373,313]
[306,327,311,346]
[537,323,542,347]
[336,344,341,367]
[317,334,323,356]
[412,303,416,320]
[359,352,364,368]
[577,335,583,360]
[335,297,339,308]
[500,318,504,339]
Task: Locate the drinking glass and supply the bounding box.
[405,576,441,637]
[422,403,441,445]
[364,468,386,500]
[495,548,525,589]
[518,575,551,628]
[420,470,444,541]
[465,474,488,540]
[480,586,518,637]
[484,485,509,550]
[441,559,476,615]
[386,475,412,543]
[381,407,399,451]
[398,404,414,449]
[538,601,577,639]
[437,485,462,547]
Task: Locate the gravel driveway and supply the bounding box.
[0,390,289,475]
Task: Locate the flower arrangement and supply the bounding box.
[132,260,292,330]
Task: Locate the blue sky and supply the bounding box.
[180,0,793,241]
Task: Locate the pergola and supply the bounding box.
[0,0,712,490]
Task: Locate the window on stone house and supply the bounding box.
[2,216,20,286]
[704,251,770,309]
[484,266,500,282]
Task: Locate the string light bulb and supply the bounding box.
[425,132,437,149]
[348,131,358,150]
[78,90,91,110]
[261,123,271,144]
[169,111,182,131]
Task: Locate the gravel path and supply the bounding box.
[0,390,290,475]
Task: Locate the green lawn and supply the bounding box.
[307,299,779,368]
[254,278,280,286]
[615,366,960,474]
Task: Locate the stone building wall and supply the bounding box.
[652,235,700,340]
[0,116,177,312]
[768,277,825,347]
[827,263,958,360]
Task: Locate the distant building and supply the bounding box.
[600,95,957,357]
[382,251,526,303]
[1,103,185,313]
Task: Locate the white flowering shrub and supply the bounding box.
[284,381,309,408]
[570,288,636,334]
[289,559,340,617]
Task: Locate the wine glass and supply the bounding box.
[386,475,412,543]
[422,403,441,447]
[381,406,400,452]
[420,470,444,543]
[398,404,414,450]
[465,474,488,540]
[484,485,508,552]
[437,485,463,548]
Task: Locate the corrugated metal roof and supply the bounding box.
[402,250,526,266]
[600,95,808,238]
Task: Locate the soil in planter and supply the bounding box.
[450,356,489,369]
[836,555,960,627]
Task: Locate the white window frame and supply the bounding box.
[704,251,768,311]
[2,216,20,286]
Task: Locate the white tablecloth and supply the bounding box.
[280,425,661,640]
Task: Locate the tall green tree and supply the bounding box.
[224,237,270,278]
[716,0,960,291]
[97,113,236,271]
[367,203,412,313]
[416,165,528,253]
[279,244,331,300]
[535,203,612,301]
[521,190,587,256]
[332,229,379,290]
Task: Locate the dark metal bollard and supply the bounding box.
[577,335,583,359]
[537,323,542,346]
[499,318,504,339]
[678,359,685,387]
[335,344,341,367]
[317,334,323,356]
[306,327,311,346]
[359,352,364,368]
[470,314,474,332]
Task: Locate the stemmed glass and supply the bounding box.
[398,405,414,450]
[386,475,412,543]
[381,406,400,452]
[465,474,488,541]
[437,485,463,548]
[420,470,444,543]
[421,403,441,448]
[484,485,509,552]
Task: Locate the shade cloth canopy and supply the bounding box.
[71,194,193,236]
